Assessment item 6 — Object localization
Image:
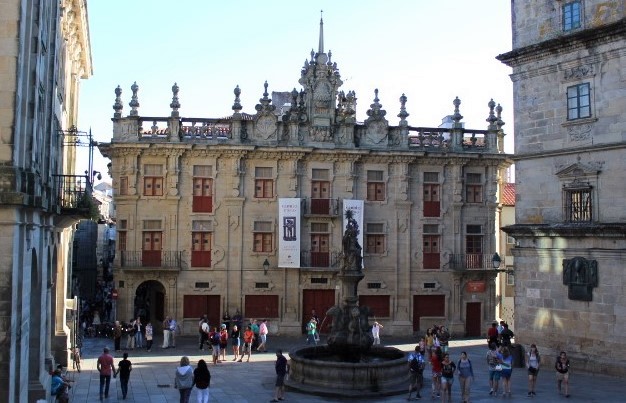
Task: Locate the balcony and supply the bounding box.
[52,174,98,227]
[303,198,340,217]
[449,254,494,270]
[119,251,183,270]
[300,250,340,269]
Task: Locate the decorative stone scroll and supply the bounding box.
[562,256,598,301]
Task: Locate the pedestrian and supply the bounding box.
[251,319,260,350]
[219,324,229,361]
[425,328,435,360]
[51,368,71,403]
[113,321,122,352]
[169,317,179,348]
[230,324,241,361]
[555,351,571,397]
[306,318,317,345]
[440,353,456,403]
[430,346,443,399]
[438,326,450,354]
[418,336,426,356]
[311,309,320,340]
[96,346,116,400]
[209,327,221,365]
[526,343,541,397]
[270,349,289,402]
[457,351,474,403]
[175,356,194,403]
[407,345,425,400]
[198,315,209,351]
[257,319,268,352]
[500,323,514,347]
[162,316,171,349]
[116,352,132,400]
[487,321,499,347]
[193,359,211,403]
[222,311,231,331]
[371,321,383,345]
[241,325,254,362]
[145,322,153,352]
[126,320,136,349]
[486,342,501,396]
[134,316,143,348]
[497,346,514,397]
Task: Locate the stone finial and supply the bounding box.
[486,98,498,129]
[170,82,181,118]
[452,96,463,124]
[299,90,305,110]
[255,81,275,114]
[327,50,332,65]
[113,85,123,118]
[496,103,505,130]
[232,85,242,113]
[129,81,140,116]
[397,93,409,124]
[366,89,386,121]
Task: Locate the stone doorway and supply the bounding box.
[133,280,165,327]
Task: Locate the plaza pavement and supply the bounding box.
[63,334,625,402]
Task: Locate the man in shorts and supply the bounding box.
[270,349,289,402]
[407,345,425,400]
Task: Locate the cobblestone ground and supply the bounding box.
[62,334,623,402]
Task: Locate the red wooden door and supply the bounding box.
[302,289,335,334]
[412,295,445,332]
[465,302,482,337]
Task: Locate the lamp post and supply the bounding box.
[263,258,270,275]
[492,252,502,270]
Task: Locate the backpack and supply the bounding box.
[410,354,424,373]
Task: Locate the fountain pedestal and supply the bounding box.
[287,210,409,397]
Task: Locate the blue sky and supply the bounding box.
[78,0,514,180]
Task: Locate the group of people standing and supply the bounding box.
[406,323,573,402]
[198,315,270,365]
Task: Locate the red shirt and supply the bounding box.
[431,355,442,373]
[488,327,498,337]
[97,353,114,376]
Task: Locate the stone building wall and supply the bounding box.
[498,0,626,376]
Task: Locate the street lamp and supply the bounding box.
[492,252,502,270]
[263,258,270,275]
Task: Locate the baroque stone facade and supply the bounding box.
[100,18,512,340]
[498,0,626,376]
[0,1,92,401]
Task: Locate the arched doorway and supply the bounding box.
[133,280,165,326]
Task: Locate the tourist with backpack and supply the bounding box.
[457,351,474,403]
[407,345,425,400]
[208,327,221,365]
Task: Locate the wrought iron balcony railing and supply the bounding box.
[302,198,340,216]
[300,250,340,269]
[448,253,494,270]
[119,251,183,269]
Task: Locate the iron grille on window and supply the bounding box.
[564,186,592,222]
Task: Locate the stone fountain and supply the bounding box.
[287,211,408,397]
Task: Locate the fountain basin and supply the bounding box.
[287,345,409,398]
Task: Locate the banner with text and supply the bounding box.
[278,198,301,268]
[342,199,364,268]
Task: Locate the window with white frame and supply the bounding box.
[191,220,212,267]
[562,1,582,32]
[567,83,591,120]
[143,164,164,196]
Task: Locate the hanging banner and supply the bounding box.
[342,199,364,267]
[278,198,301,268]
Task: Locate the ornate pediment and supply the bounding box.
[555,162,601,179]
